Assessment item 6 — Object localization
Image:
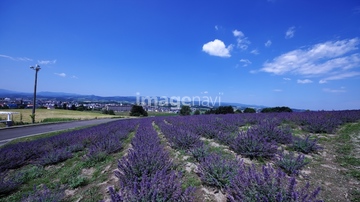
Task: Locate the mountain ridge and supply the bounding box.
[0,88,303,111]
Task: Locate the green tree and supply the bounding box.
[204,106,234,114]
[205,109,215,114]
[216,106,234,114]
[70,104,77,110]
[130,105,148,116]
[180,105,191,116]
[244,108,256,113]
[194,109,201,115]
[108,109,115,115]
[77,104,85,111]
[261,106,292,113]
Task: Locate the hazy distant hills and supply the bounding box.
[0,89,303,111]
[0,89,137,103]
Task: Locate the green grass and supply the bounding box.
[335,122,360,182]
[41,117,79,123]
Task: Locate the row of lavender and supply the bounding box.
[155,117,323,201]
[163,110,360,157]
[0,119,137,196]
[162,113,321,159]
[109,118,194,201]
[167,109,360,134]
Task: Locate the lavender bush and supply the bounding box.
[252,119,293,144]
[111,119,194,201]
[292,135,322,154]
[227,164,322,202]
[302,115,341,134]
[36,148,73,166]
[0,119,136,171]
[0,141,39,172]
[115,145,174,187]
[230,129,278,160]
[85,149,107,165]
[21,185,64,202]
[192,123,219,139]
[110,169,194,202]
[158,123,202,151]
[190,145,211,162]
[214,117,240,133]
[93,134,125,154]
[198,154,241,190]
[276,151,309,175]
[216,132,237,145]
[0,171,23,195]
[115,119,173,186]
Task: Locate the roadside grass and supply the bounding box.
[335,122,360,179]
[334,122,360,201]
[41,118,79,123]
[0,109,121,125]
[0,129,136,202]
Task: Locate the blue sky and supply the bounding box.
[1,0,359,110]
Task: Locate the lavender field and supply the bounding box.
[1,110,360,201]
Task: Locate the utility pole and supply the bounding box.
[30,64,41,124]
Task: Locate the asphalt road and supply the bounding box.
[0,118,120,146]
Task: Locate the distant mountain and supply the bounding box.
[0,89,305,111]
[0,89,31,96]
[37,91,81,97]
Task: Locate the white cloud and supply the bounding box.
[239,59,252,67]
[265,40,272,47]
[232,30,243,37]
[297,79,313,84]
[319,71,360,84]
[233,29,250,50]
[0,54,14,60]
[71,75,78,79]
[202,39,232,57]
[215,25,219,30]
[283,77,291,81]
[55,73,66,77]
[323,88,346,93]
[273,89,282,92]
[0,54,32,61]
[38,59,56,65]
[19,57,32,61]
[251,49,259,55]
[201,91,208,94]
[260,38,360,79]
[285,26,295,39]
